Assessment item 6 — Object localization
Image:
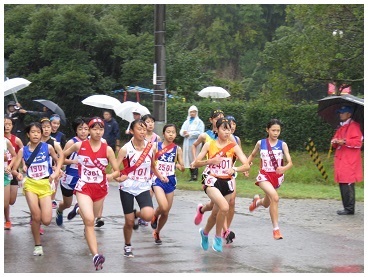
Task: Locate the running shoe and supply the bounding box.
[212,236,223,252]
[124,245,134,258]
[249,194,260,212]
[67,203,79,220]
[150,215,158,229]
[222,229,230,239]
[95,217,105,228]
[56,209,63,226]
[133,209,139,230]
[93,254,105,270]
[4,221,12,230]
[225,231,235,244]
[52,200,57,209]
[39,225,45,235]
[199,228,209,251]
[153,230,162,245]
[273,229,283,240]
[138,218,148,226]
[194,204,204,225]
[33,245,44,256]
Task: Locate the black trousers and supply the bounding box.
[189,168,198,181]
[339,183,355,213]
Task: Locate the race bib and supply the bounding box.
[204,175,217,187]
[208,157,233,177]
[157,160,175,176]
[27,161,49,180]
[80,166,103,183]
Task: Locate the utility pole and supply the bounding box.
[153,4,166,134]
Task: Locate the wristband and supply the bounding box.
[232,167,237,173]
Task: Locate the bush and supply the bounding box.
[167,100,334,151]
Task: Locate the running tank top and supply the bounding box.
[156,142,178,177]
[60,137,82,189]
[122,140,153,182]
[207,140,235,179]
[4,134,19,164]
[23,142,52,180]
[77,140,108,184]
[259,139,284,172]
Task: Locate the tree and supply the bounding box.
[262,4,364,97]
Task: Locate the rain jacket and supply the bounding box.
[331,119,363,183]
[179,106,205,168]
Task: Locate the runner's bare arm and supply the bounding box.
[106,146,120,181]
[176,146,185,172]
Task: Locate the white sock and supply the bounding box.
[273,227,279,231]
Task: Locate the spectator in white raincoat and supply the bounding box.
[179,105,204,181]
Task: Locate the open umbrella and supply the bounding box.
[317,94,364,133]
[4,77,32,102]
[33,99,67,125]
[198,86,230,99]
[82,95,121,110]
[113,101,150,122]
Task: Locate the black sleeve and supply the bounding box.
[61,134,67,149]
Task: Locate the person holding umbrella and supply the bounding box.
[331,106,363,215]
[5,101,52,145]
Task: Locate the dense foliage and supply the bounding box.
[167,101,334,152]
[4,4,364,143]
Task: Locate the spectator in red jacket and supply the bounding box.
[331,106,363,215]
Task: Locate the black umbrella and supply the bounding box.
[317,94,364,134]
[33,99,67,125]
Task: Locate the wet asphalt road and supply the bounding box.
[3,183,364,273]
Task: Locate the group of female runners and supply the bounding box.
[4,108,292,271]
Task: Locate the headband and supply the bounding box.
[88,118,104,128]
[226,116,236,123]
[50,114,61,122]
[40,117,51,123]
[211,109,224,118]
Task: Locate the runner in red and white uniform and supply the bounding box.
[62,117,120,270]
[4,116,24,230]
[115,119,167,258]
[246,118,293,240]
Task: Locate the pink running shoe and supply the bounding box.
[194,204,204,225]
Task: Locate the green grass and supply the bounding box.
[174,146,364,202]
[176,174,364,202]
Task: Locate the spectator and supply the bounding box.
[125,109,142,138]
[5,101,52,145]
[179,105,204,181]
[102,110,121,153]
[331,106,363,215]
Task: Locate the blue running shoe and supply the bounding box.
[212,236,223,252]
[93,254,105,270]
[199,228,209,251]
[138,218,148,226]
[56,209,63,226]
[67,203,79,220]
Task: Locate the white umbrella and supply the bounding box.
[198,86,230,99]
[82,95,121,110]
[113,101,150,122]
[4,77,32,101]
